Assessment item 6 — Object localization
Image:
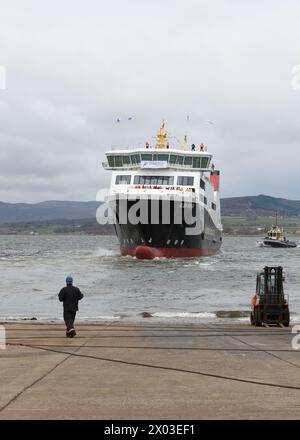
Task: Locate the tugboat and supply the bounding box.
[102,121,223,259]
[257,215,297,248]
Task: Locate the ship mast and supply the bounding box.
[156,120,168,149]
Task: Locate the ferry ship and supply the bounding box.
[102,122,223,259]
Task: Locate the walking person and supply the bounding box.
[58,276,84,338]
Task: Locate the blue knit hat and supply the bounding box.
[66,276,73,284]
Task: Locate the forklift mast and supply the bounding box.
[252,266,289,327]
[263,266,284,301]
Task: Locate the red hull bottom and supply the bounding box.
[121,245,219,259]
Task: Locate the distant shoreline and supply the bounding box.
[1,230,300,237]
[2,212,300,236]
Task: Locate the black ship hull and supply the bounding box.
[111,199,222,259]
[262,239,297,248]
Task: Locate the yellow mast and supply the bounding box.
[156,120,168,149]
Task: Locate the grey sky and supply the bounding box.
[0,0,300,202]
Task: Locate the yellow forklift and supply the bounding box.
[250,266,290,327]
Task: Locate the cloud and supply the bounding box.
[0,0,300,202]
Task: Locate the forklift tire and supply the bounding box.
[254,308,262,327]
[283,311,290,327]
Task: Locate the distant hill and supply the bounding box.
[0,201,101,224]
[1,195,300,225]
[221,195,300,217]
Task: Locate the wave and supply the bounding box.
[140,310,300,322]
[291,315,300,323]
[79,315,121,321]
[142,311,216,319]
[0,315,121,323]
[215,310,249,318]
[2,312,300,324]
[94,247,119,257]
[0,316,66,323]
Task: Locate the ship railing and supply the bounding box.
[107,145,210,153]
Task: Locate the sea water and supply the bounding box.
[0,235,299,323]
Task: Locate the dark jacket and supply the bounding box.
[58,285,84,312]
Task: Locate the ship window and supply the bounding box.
[131,154,141,165]
[184,156,193,166]
[122,156,130,165]
[201,157,210,168]
[114,156,123,167]
[170,155,177,164]
[200,178,205,190]
[157,154,169,161]
[115,175,131,184]
[177,176,194,186]
[107,156,114,167]
[177,156,184,165]
[163,176,173,185]
[141,154,153,161]
[134,175,174,185]
[204,196,207,205]
[193,157,201,168]
[211,202,216,211]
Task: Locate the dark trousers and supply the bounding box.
[63,310,76,332]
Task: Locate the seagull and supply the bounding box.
[116,118,121,123]
[206,120,214,125]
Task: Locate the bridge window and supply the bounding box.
[107,156,115,167]
[157,154,169,161]
[211,202,216,210]
[170,155,177,164]
[193,157,201,168]
[134,175,174,185]
[114,156,123,166]
[177,176,194,186]
[200,178,205,190]
[201,157,210,168]
[122,156,130,165]
[116,175,131,184]
[131,154,141,165]
[141,154,153,161]
[204,196,207,205]
[184,156,193,166]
